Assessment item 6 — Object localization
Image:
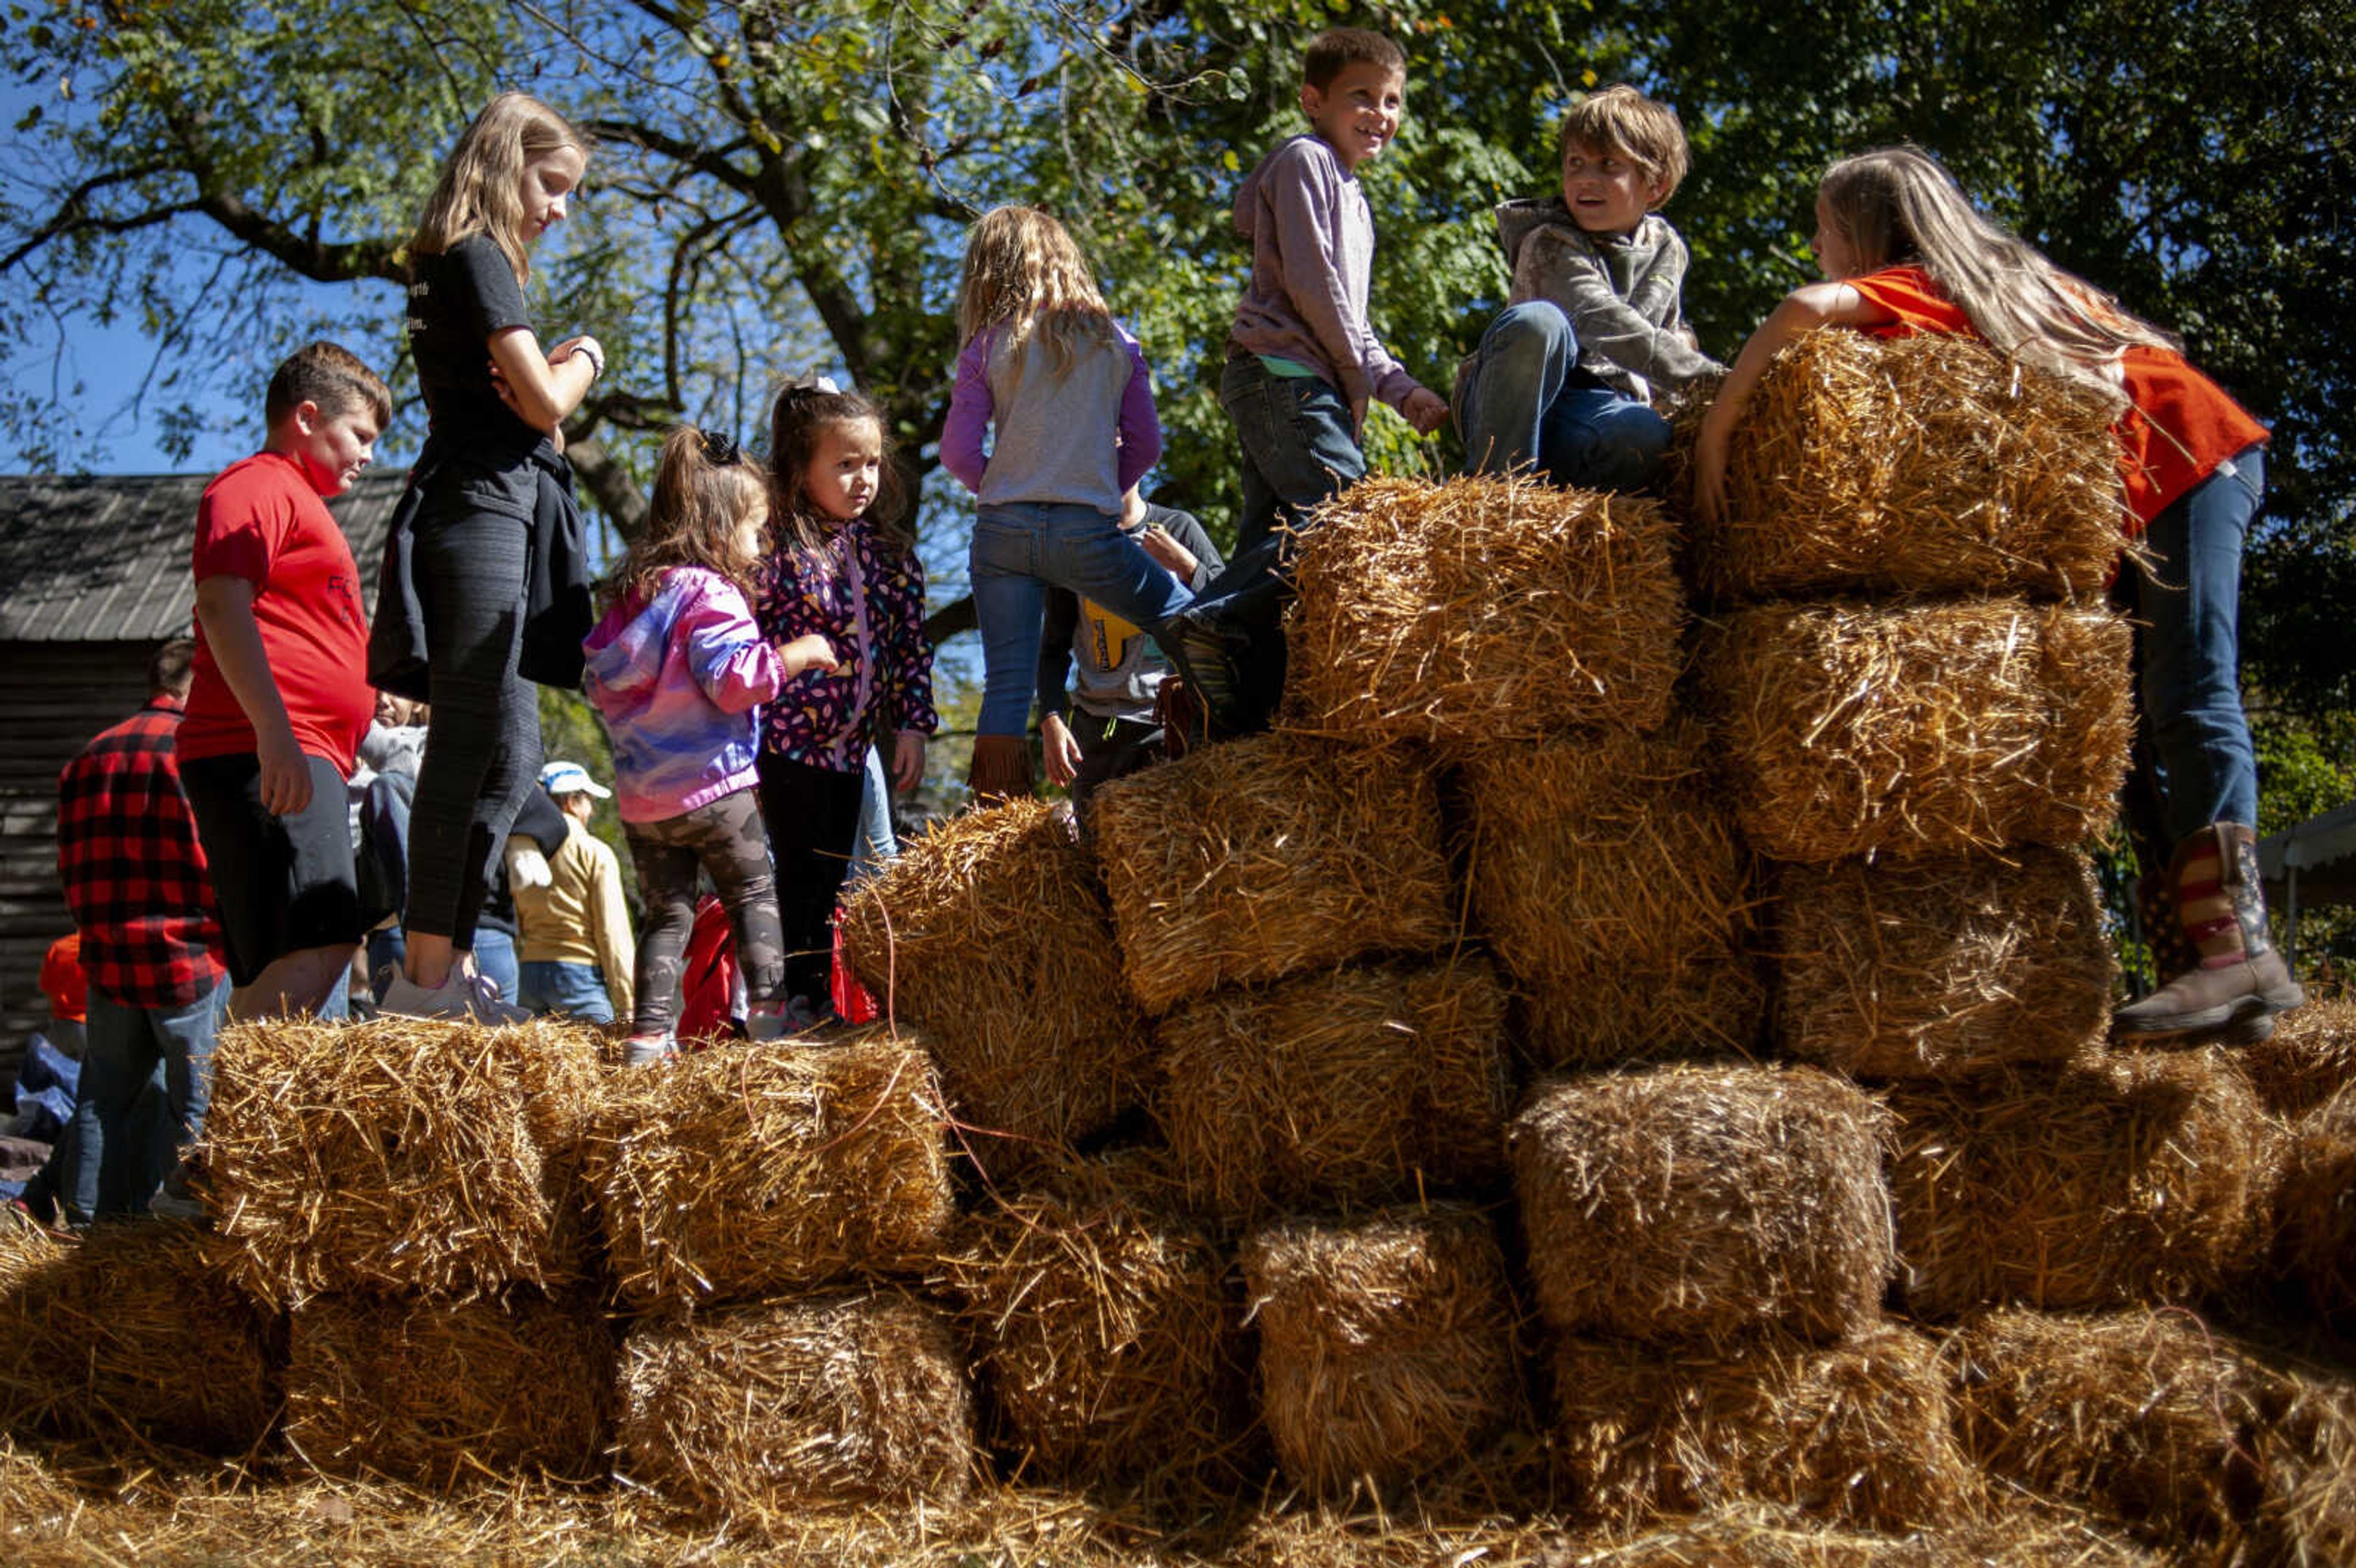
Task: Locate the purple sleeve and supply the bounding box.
[681,577,785,712]
[939,332,995,494]
[1115,331,1163,496]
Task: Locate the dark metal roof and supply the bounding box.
[0,469,404,643]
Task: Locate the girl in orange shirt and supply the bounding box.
[1695,146,2299,1046]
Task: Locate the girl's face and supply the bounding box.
[518,144,587,245]
[804,419,883,523]
[1812,192,1862,281]
[734,498,770,561]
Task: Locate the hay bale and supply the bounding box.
[1687,329,2123,604]
[1154,958,1512,1229]
[616,1289,974,1515]
[2273,1082,2356,1331]
[587,1032,953,1312]
[1239,1204,1522,1497]
[0,1220,277,1453]
[1464,724,1765,1069]
[1091,734,1458,1012]
[837,798,1153,1175]
[941,1156,1258,1493]
[1703,599,2132,863]
[284,1292,612,1488]
[200,1015,604,1307]
[1886,1047,2273,1318]
[1550,1323,1977,1531]
[2242,997,2356,1118]
[1947,1306,2356,1563]
[1776,847,2114,1079]
[1511,1064,1892,1345]
[1281,474,1683,750]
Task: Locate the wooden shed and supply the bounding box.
[0,471,401,1075]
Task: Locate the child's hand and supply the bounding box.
[1401,386,1450,436]
[1692,413,1733,526]
[1039,712,1082,788]
[1139,526,1198,580]
[257,725,312,817]
[782,634,837,675]
[891,731,926,791]
[549,336,605,378]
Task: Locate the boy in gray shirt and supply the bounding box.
[1458,85,1723,491]
[1169,26,1448,739]
[1036,489,1223,824]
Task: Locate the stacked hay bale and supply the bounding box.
[199,1015,611,1485]
[586,1028,976,1513]
[1510,1063,1976,1528]
[837,798,1150,1183]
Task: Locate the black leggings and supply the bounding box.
[628,790,785,1037]
[755,753,868,1008]
[404,491,541,946]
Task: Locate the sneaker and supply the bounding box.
[375,962,534,1025]
[625,1032,677,1067]
[148,1188,206,1223]
[777,996,833,1037]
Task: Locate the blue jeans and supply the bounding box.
[472,927,520,1002]
[1460,301,1670,492]
[970,501,1196,736]
[518,959,614,1024]
[65,974,229,1221]
[2133,446,2264,840]
[1220,353,1364,555]
[845,745,897,888]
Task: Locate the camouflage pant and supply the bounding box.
[625,787,785,1036]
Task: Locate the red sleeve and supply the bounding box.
[1846,267,1978,340]
[191,462,291,586]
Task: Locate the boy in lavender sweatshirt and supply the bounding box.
[1169,26,1449,737]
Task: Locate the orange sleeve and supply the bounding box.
[1844,267,1978,340]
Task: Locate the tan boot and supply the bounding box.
[2113,822,2304,1042]
[967,733,1035,803]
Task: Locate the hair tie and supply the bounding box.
[780,372,842,398]
[702,430,741,466]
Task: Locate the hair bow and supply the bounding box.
[781,372,842,397]
[701,430,741,465]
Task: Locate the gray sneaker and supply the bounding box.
[375,962,534,1026]
[625,1032,677,1067]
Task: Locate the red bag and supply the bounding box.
[831,917,880,1024]
[675,896,739,1048]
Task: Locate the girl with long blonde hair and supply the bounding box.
[939,205,1191,799]
[1694,146,2299,1045]
[372,91,607,1023]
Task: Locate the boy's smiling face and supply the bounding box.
[1561,140,1666,236]
[1301,61,1406,173]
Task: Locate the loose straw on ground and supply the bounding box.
[1154,958,1512,1230]
[1511,1063,1892,1345]
[1091,733,1458,1012]
[839,797,1152,1178]
[1465,723,1765,1069]
[587,1032,953,1312]
[1775,847,2114,1079]
[1703,598,2132,863]
[1281,474,1684,751]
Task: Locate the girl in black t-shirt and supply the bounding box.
[377,93,609,1023]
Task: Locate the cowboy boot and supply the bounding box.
[2113,822,2305,1042]
[2133,865,2277,1044]
[967,733,1035,803]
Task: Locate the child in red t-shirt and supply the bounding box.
[183,341,391,1021]
[1692,146,2299,1047]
